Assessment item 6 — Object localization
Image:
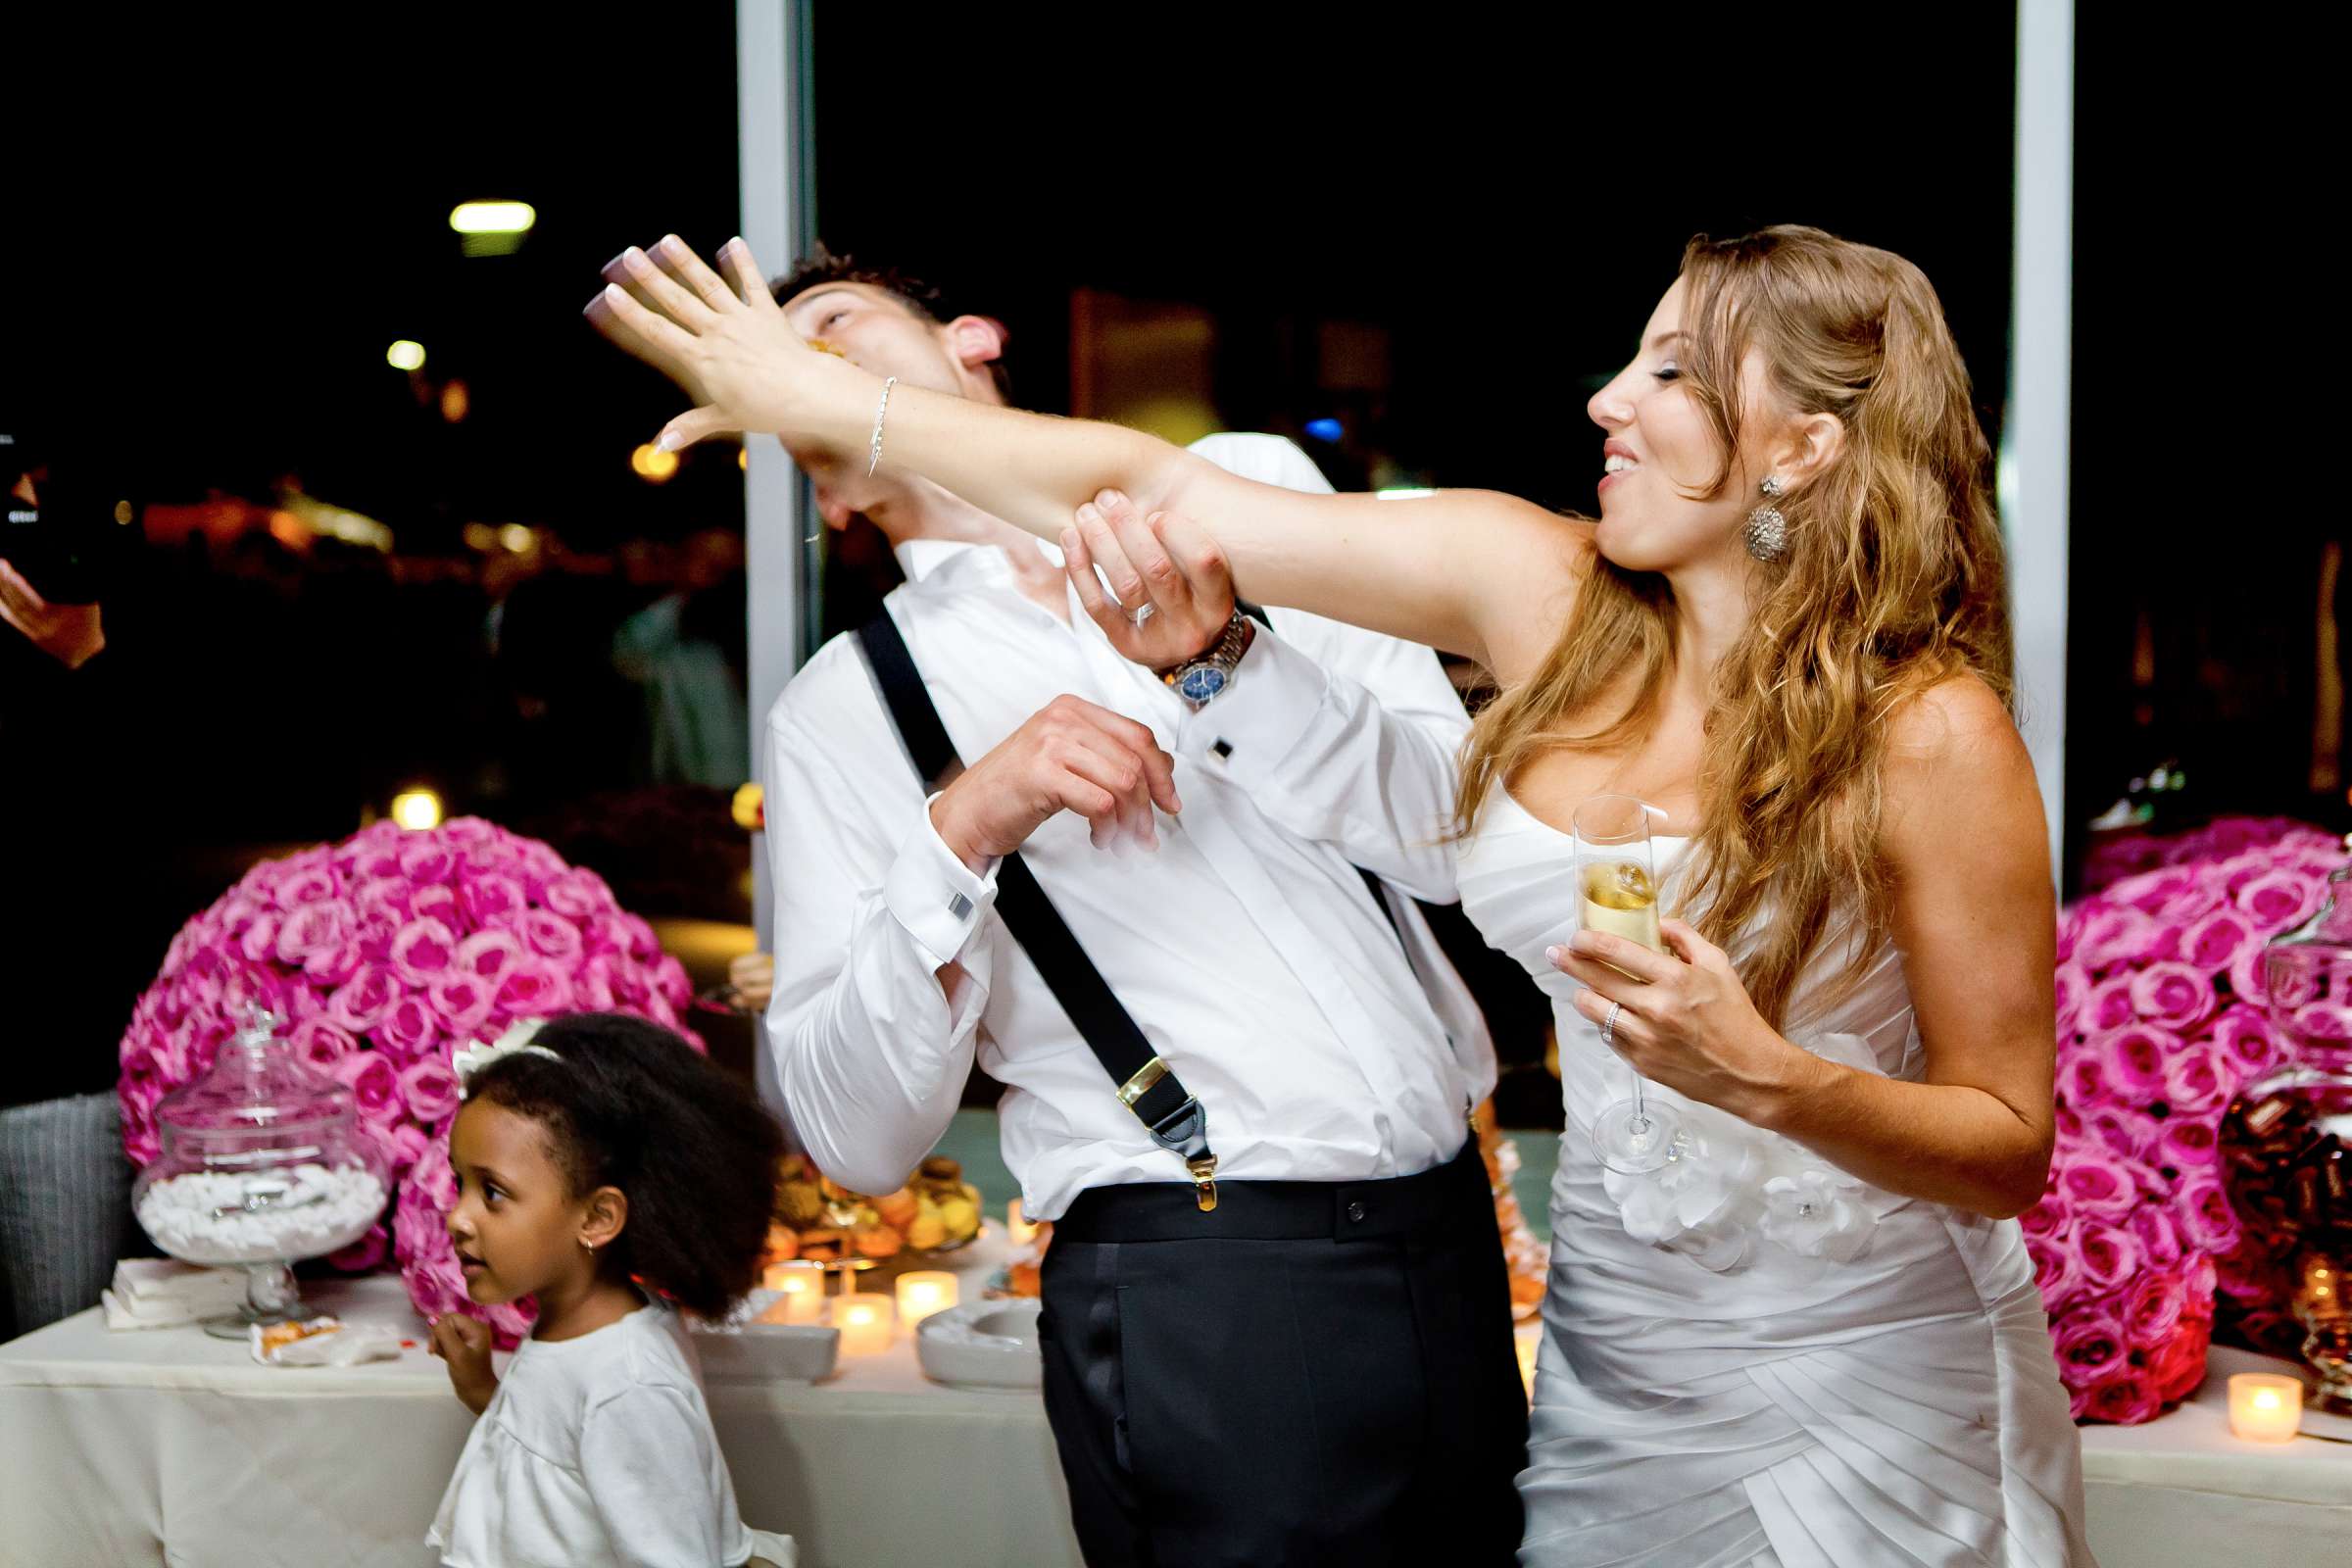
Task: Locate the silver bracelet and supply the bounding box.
[866,375,899,477]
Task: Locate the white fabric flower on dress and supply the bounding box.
[1597,1031,1903,1272]
[1759,1169,1873,1262]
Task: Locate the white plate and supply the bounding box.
[915,1297,1043,1391]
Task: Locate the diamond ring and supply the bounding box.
[1600,1000,1623,1051]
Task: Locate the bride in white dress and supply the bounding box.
[590,221,2095,1565]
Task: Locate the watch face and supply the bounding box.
[1178,666,1227,704]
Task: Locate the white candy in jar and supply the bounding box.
[136,1164,389,1266]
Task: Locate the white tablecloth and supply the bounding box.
[8,1252,2349,1568]
[0,1233,1083,1568]
[2079,1345,2352,1563]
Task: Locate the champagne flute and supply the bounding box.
[1573,794,1691,1175]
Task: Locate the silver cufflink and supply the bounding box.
[947,893,973,921]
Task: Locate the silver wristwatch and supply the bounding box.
[1154,609,1253,710]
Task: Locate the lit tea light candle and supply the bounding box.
[832,1293,896,1357]
[896,1270,959,1326]
[1515,1326,1542,1401]
[760,1260,824,1323]
[1006,1199,1039,1247]
[2228,1372,2304,1443]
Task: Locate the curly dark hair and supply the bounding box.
[769,244,1011,402]
[465,1012,784,1319]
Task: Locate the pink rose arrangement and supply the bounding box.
[118,817,699,1345]
[2030,815,2343,1422]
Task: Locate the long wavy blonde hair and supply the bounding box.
[1456,226,2014,1027]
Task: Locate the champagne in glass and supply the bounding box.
[1580,858,1662,958]
[1571,794,1692,1175]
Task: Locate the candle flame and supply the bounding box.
[2254,1390,2281,1410]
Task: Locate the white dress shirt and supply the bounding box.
[760,433,1493,1219]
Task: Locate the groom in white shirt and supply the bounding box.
[610,247,1527,1565]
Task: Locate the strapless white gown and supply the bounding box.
[1459,792,2095,1567]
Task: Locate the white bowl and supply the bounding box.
[915,1297,1043,1391]
[690,1290,840,1384]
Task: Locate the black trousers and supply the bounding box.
[1038,1140,1529,1568]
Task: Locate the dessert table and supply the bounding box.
[0,1231,1083,1568]
[5,1231,2348,1567]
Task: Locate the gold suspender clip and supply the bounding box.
[1187,1154,1219,1212]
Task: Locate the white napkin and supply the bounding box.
[102,1259,247,1329]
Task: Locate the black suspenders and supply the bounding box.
[857,610,1221,1208]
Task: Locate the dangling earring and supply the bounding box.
[1744,474,1788,563]
[581,1237,596,1253]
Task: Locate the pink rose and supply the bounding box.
[237,910,281,964]
[2126,1269,2186,1347]
[2111,865,2218,924]
[651,953,689,1004]
[2129,962,2218,1034]
[460,873,527,930]
[543,869,615,921]
[327,964,401,1034]
[2028,1234,2084,1316]
[2178,1177,2240,1253]
[352,876,414,925]
[390,917,461,988]
[441,816,496,846]
[332,1051,403,1125]
[2228,938,2270,1008]
[398,839,459,886]
[2131,1204,2185,1270]
[2154,1117,2220,1174]
[455,928,526,984]
[2159,1040,2230,1119]
[2092,1024,2175,1100]
[291,1018,359,1073]
[572,956,619,1012]
[2075,906,2158,973]
[2019,1194,2066,1238]
[2053,1303,2129,1386]
[2084,1371,2159,1425]
[273,864,340,908]
[410,884,461,931]
[493,957,572,1018]
[216,893,267,945]
[400,1056,464,1123]
[2060,1048,2117,1109]
[272,900,354,964]
[2078,1222,2145,1294]
[2180,906,2257,973]
[427,972,495,1035]
[303,940,365,987]
[2153,1325,2210,1403]
[377,995,441,1061]
[2235,870,2321,931]
[2053,961,2090,1038]
[520,908,585,963]
[2082,1105,2162,1163]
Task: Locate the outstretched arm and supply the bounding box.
[587,235,1581,675]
